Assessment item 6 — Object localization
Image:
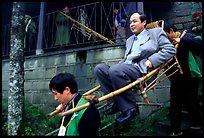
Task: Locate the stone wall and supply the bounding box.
[163,2,202,32]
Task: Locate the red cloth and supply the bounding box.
[192,12,202,17]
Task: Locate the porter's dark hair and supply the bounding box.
[49,73,78,94]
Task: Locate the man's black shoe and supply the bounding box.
[115,108,139,123]
[103,103,119,115]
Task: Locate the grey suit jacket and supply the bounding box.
[119,28,176,74]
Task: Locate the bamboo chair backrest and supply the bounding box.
[137,20,183,105]
[146,20,183,73]
[146,20,164,29]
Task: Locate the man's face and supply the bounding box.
[193,16,200,22]
[129,13,146,35]
[63,6,69,15]
[165,29,176,42]
[113,8,119,14]
[52,87,70,105]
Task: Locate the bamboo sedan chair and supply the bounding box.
[81,20,183,105]
[48,20,183,118]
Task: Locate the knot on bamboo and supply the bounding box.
[82,95,99,105]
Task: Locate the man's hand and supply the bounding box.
[56,104,66,116]
[56,104,63,110]
[192,26,197,31]
[145,60,153,69]
[172,38,180,45]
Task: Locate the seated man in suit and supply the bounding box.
[94,12,176,123]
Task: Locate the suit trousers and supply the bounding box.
[94,63,142,112]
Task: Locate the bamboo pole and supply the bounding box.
[175,30,187,49]
[60,12,115,45]
[82,85,101,96]
[48,109,61,117]
[61,64,163,116]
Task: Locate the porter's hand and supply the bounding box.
[56,104,66,116]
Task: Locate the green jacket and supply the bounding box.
[66,97,88,136]
[193,17,202,37]
[188,35,202,78]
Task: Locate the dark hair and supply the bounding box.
[114,2,119,9]
[49,73,78,94]
[140,13,147,23]
[137,12,147,27]
[163,21,177,33]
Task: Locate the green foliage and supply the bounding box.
[2,98,59,136]
[99,107,169,136]
[24,126,35,136]
[22,105,60,136]
[144,127,155,133]
[100,116,113,126]
[25,105,41,119]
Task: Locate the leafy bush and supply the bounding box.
[2,98,59,136]
[99,107,169,136]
